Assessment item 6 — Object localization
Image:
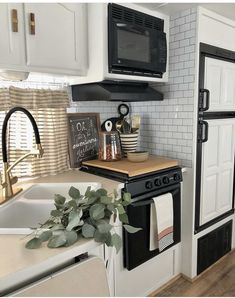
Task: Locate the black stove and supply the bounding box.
[80,164,182,270]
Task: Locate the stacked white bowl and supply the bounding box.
[119,132,139,155]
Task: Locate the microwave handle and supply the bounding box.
[131,199,153,207]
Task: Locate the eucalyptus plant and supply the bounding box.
[25,186,141,252]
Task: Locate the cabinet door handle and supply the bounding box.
[29,13,35,35]
[11,9,18,32]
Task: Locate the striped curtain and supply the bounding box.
[0,87,70,178]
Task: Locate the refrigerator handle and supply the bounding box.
[199,89,210,112]
[201,120,209,143]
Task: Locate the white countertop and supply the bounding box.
[0,169,122,295]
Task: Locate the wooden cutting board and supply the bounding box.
[82,155,178,177]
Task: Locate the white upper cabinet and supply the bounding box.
[200,119,235,225]
[204,57,235,111]
[0,3,87,76]
[0,4,25,69]
[24,3,87,75]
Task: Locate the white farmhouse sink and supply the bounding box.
[0,182,101,234]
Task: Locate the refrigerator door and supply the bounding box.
[198,118,235,227]
[203,57,235,112]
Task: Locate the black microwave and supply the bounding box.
[108,4,167,78]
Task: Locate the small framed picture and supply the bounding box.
[67,113,101,168]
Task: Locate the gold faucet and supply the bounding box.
[0,107,44,205]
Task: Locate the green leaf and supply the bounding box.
[113,189,118,199]
[119,213,129,224]
[122,192,131,205]
[66,210,83,231]
[69,187,81,200]
[64,231,78,247]
[105,232,112,247]
[82,223,96,238]
[96,188,108,197]
[41,220,55,229]
[97,223,112,234]
[105,209,113,218]
[123,224,142,233]
[111,233,122,253]
[67,200,77,209]
[47,233,67,248]
[54,194,66,205]
[51,224,65,231]
[107,204,115,212]
[100,196,112,205]
[86,195,98,205]
[94,230,109,243]
[117,205,125,215]
[85,186,92,197]
[25,237,42,249]
[55,203,64,210]
[39,230,53,242]
[89,204,105,220]
[50,210,63,217]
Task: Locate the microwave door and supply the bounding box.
[109,23,167,74]
[111,25,152,68]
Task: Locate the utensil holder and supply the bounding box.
[119,132,139,156]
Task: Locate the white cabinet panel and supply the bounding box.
[223,67,235,107]
[0,4,25,69]
[12,257,109,297]
[204,59,222,109]
[204,57,235,111]
[200,119,235,225]
[24,3,87,75]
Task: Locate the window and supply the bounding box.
[0,85,69,178]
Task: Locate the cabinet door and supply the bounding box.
[24,3,87,75]
[0,4,25,69]
[200,119,235,225]
[13,257,109,297]
[204,57,235,111]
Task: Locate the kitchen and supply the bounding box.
[0,2,235,297]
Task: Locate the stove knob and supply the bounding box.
[154,178,162,187]
[163,176,170,185]
[145,181,153,189]
[174,173,181,181]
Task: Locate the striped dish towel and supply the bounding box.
[149,193,174,252]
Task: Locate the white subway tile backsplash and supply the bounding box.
[175,17,186,26]
[180,23,191,32]
[131,8,197,167]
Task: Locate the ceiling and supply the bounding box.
[138,3,235,21]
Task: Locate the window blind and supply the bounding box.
[0,87,70,178]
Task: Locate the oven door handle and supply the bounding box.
[131,189,179,207]
[131,199,153,207]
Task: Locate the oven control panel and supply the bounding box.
[125,167,182,197]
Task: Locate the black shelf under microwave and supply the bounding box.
[108,4,167,78]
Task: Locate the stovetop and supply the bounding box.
[80,163,182,197]
[82,155,178,177]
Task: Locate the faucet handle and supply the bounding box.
[10,176,18,185]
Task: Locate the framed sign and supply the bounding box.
[67,113,101,168]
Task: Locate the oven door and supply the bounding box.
[108,21,167,74]
[123,184,181,271]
